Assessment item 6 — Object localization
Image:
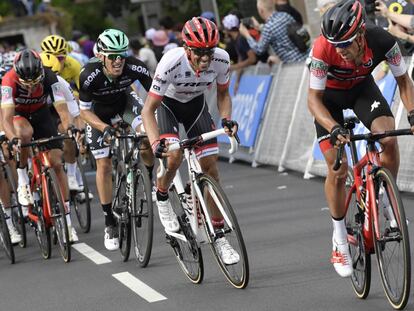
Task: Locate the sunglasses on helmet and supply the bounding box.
[329,33,358,49]
[190,48,215,57]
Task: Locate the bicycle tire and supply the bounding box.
[5,164,27,248]
[373,168,410,310]
[114,162,131,262]
[131,161,153,267]
[33,191,51,260]
[72,157,91,233]
[169,187,203,284]
[47,169,71,263]
[345,169,371,299]
[0,207,15,264]
[197,174,249,289]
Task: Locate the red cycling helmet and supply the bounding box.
[182,17,219,48]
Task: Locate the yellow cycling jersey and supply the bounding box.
[60,55,81,91]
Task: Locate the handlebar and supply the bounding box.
[333,128,413,171]
[157,128,239,178]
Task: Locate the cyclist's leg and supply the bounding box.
[352,77,396,177]
[122,88,154,179]
[13,114,34,206]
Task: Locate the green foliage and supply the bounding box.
[217,0,239,15]
[0,2,12,17]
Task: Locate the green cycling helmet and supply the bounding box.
[97,29,129,53]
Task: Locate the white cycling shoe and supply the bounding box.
[331,237,353,278]
[17,184,34,206]
[157,199,180,232]
[214,237,240,265]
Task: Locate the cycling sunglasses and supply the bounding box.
[18,74,44,87]
[190,48,215,57]
[56,55,66,61]
[329,34,358,49]
[105,52,128,61]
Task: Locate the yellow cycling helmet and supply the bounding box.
[41,35,68,56]
[40,52,61,73]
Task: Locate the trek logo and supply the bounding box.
[212,57,229,64]
[176,81,213,87]
[164,62,181,75]
[83,68,101,87]
[371,100,380,112]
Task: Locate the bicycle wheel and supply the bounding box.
[72,158,91,233]
[114,163,131,262]
[0,207,15,264]
[169,187,203,284]
[373,168,410,310]
[131,162,153,267]
[33,192,51,259]
[5,164,27,248]
[345,171,371,299]
[197,174,249,289]
[47,169,71,263]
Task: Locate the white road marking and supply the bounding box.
[112,272,167,303]
[72,243,112,265]
[277,185,287,190]
[280,172,288,176]
[321,207,329,211]
[224,184,234,189]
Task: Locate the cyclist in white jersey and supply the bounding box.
[142,17,241,265]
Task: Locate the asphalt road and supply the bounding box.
[1,160,414,311]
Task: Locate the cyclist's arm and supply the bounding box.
[308,88,337,132]
[0,83,17,139]
[80,107,108,133]
[54,102,71,131]
[142,93,162,145]
[217,84,232,120]
[395,73,414,113]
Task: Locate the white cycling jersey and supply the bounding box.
[48,75,80,118]
[149,47,230,103]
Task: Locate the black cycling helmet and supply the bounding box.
[14,49,44,81]
[321,0,365,43]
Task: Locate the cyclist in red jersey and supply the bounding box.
[308,0,414,277]
[1,49,77,242]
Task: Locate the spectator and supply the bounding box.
[201,11,216,24]
[159,16,177,43]
[37,0,52,14]
[151,30,169,62]
[314,0,339,16]
[145,28,156,46]
[223,14,259,94]
[163,42,178,54]
[67,40,89,66]
[274,0,303,24]
[129,38,158,75]
[172,23,184,46]
[77,34,96,59]
[239,0,308,63]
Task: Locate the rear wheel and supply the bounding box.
[47,169,71,263]
[345,169,371,299]
[71,158,91,233]
[131,162,153,267]
[373,168,410,310]
[33,191,51,260]
[197,174,249,289]
[0,207,15,264]
[169,188,203,284]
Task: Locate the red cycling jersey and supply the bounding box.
[309,24,406,90]
[1,68,65,113]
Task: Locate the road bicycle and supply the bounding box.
[0,138,26,248]
[0,204,14,264]
[335,117,411,310]
[19,135,72,263]
[158,128,249,289]
[110,123,154,266]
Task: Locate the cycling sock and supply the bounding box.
[156,188,168,202]
[66,162,77,176]
[17,167,29,186]
[212,216,224,229]
[102,203,115,226]
[65,201,72,226]
[146,165,154,181]
[332,217,347,245]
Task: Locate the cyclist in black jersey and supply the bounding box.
[79,29,154,251]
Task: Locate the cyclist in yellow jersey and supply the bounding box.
[41,35,81,95]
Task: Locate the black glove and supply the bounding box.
[330,125,348,146]
[8,137,20,152]
[0,131,6,144]
[407,110,414,127]
[66,124,79,137]
[221,118,240,143]
[102,126,117,143]
[151,138,166,159]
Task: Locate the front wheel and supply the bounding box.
[197,174,249,289]
[131,162,153,267]
[47,169,71,263]
[374,168,410,310]
[72,157,91,233]
[345,173,371,299]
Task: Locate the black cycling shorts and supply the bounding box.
[14,105,62,150]
[157,94,218,158]
[315,76,394,152]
